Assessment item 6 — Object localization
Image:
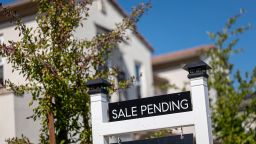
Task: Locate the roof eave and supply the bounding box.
[152,45,215,67]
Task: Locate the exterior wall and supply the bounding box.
[14,93,41,143]
[154,65,190,94]
[0,91,16,143]
[153,56,209,95]
[0,1,153,143]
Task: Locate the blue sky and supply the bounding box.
[2,0,256,75]
[118,0,256,75]
[1,0,13,5]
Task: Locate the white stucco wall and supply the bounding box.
[0,92,41,143]
[0,92,16,143]
[14,93,41,143]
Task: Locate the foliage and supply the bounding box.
[207,10,256,144]
[6,135,32,144]
[0,0,150,143]
[146,129,173,139]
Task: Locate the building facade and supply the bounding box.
[152,45,214,95]
[0,0,154,143]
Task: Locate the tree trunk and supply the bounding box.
[48,112,56,144]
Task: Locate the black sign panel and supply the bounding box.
[112,134,193,144]
[108,91,192,122]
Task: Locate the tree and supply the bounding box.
[207,11,256,144]
[0,0,150,143]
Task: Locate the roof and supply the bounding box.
[152,45,215,68]
[0,0,154,52]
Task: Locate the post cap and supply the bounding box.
[183,60,211,79]
[86,78,111,95]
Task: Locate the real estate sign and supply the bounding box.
[109,91,192,122]
[89,61,213,144]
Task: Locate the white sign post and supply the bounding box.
[88,60,213,144]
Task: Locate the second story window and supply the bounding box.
[117,71,128,100]
[0,34,4,86]
[96,25,113,70]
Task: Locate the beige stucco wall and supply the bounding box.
[153,56,210,95]
[154,65,190,94]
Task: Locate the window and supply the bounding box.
[95,25,113,70]
[117,71,128,100]
[135,63,142,99]
[0,35,4,86]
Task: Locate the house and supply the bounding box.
[0,0,154,143]
[152,45,214,95]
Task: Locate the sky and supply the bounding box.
[118,0,256,75]
[1,0,13,4]
[1,0,256,75]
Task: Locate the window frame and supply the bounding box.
[95,24,113,69]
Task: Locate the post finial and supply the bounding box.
[183,60,211,79]
[86,78,111,95]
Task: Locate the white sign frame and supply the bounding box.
[90,76,213,144]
